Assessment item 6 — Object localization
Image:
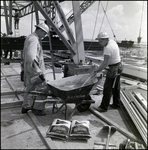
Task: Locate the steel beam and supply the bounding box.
[72,1,85,63]
[19,2,34,17]
[3,1,9,34]
[34,6,39,25]
[59,1,96,32]
[9,1,12,33]
[33,1,75,56]
[53,1,77,62]
[53,1,75,45]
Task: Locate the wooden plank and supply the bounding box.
[27,111,57,149]
[5,78,17,91]
[89,107,141,143]
[1,58,21,63]
[1,74,20,78]
[122,64,147,81]
[1,91,18,96]
[1,65,19,75]
[3,77,24,100]
[1,93,23,109]
[16,88,57,150]
[1,100,23,109]
[122,79,139,85]
[121,84,147,91]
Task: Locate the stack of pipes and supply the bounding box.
[120,87,147,147]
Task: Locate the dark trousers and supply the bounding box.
[100,63,122,110]
[4,50,12,59]
[63,64,68,77]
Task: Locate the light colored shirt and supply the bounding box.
[103,39,121,65]
[23,32,46,86]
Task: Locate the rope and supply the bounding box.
[100,1,117,41]
[86,1,101,51]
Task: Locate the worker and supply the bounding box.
[88,59,93,65]
[21,22,50,116]
[1,33,7,59]
[94,32,123,112]
[14,10,20,29]
[3,32,13,65]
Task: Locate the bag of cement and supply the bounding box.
[69,120,91,140]
[46,118,71,140]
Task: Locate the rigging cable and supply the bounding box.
[86,1,101,51]
[138,1,144,38]
[100,1,117,41]
[99,1,109,33]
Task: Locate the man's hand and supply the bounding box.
[90,69,97,77]
[39,73,45,81]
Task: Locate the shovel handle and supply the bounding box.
[80,74,94,87]
[105,127,111,149]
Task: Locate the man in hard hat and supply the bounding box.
[94,32,123,112]
[21,22,50,116]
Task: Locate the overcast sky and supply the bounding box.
[1,1,147,42]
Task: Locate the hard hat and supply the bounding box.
[96,32,109,40]
[35,23,49,33]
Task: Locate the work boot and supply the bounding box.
[4,62,10,65]
[95,106,107,112]
[32,109,47,116]
[109,104,120,109]
[21,107,31,114]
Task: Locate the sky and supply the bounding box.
[1,1,147,42]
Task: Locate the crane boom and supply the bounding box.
[58,1,95,32]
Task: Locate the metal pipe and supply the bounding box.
[31,12,33,33]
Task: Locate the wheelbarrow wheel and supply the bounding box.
[119,143,125,149]
[76,95,91,112]
[77,103,91,112]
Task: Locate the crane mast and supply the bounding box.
[1,1,96,76]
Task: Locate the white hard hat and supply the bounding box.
[96,32,109,40]
[35,23,49,33]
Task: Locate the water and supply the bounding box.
[120,42,147,68]
[85,42,147,69]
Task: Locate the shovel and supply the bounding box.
[103,125,116,149]
[74,71,98,88]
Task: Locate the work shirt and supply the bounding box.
[103,39,121,65]
[23,32,46,86]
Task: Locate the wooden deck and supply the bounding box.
[1,63,146,149]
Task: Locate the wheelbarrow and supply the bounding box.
[47,73,99,120]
